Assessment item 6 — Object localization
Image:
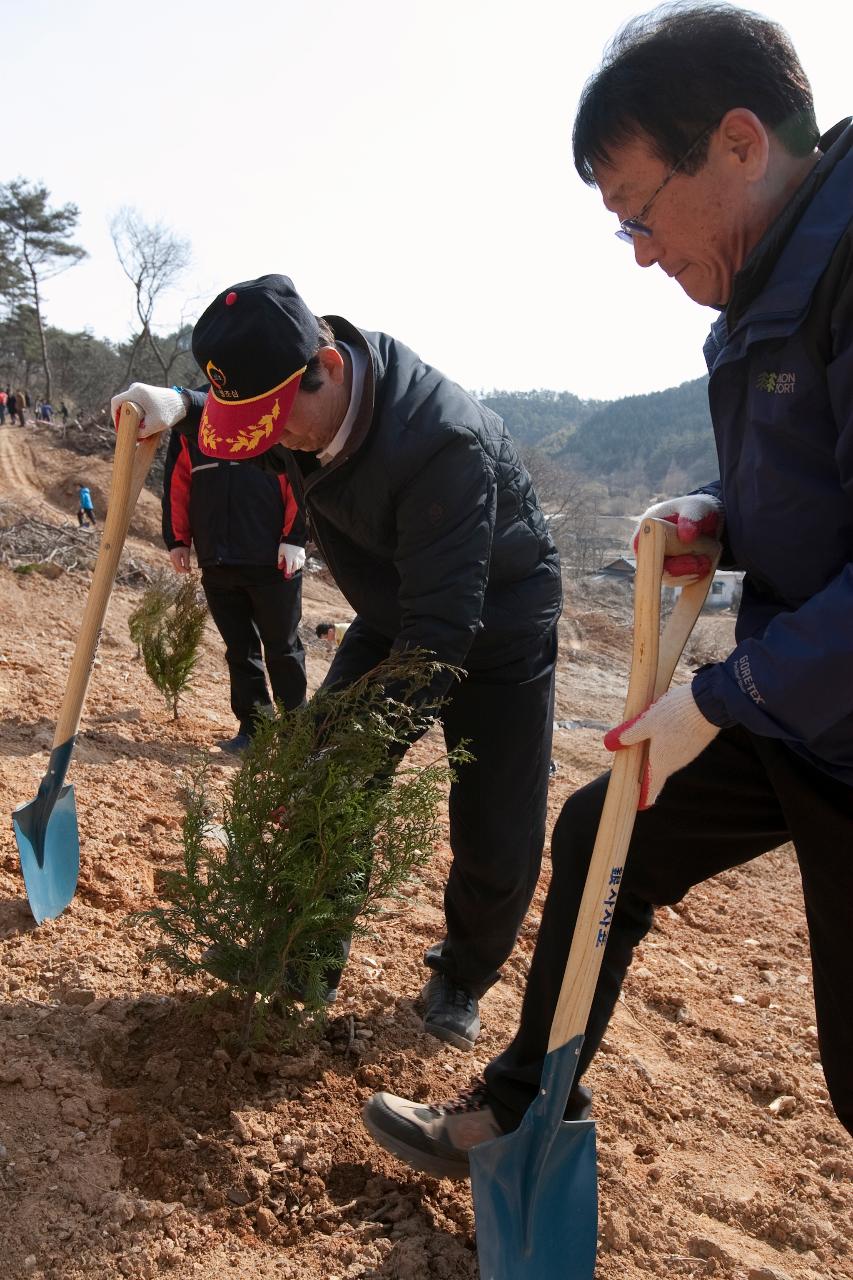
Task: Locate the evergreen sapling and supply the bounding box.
[140,650,469,1037]
[131,574,208,717]
[127,571,175,659]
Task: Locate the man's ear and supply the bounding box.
[715,108,770,181]
[317,345,345,385]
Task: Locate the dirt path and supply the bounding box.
[0,427,67,515]
[0,428,851,1280]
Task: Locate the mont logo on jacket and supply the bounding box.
[754,370,797,394]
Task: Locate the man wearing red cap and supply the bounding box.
[111,273,562,1050]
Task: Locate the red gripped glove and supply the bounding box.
[632,494,724,586]
[604,684,720,810]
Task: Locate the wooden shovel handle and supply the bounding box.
[547,519,721,1053]
[51,405,157,748]
[656,529,722,696]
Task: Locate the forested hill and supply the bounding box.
[476,389,600,452]
[481,377,717,491]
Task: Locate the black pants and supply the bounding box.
[484,726,853,1139]
[201,564,307,735]
[322,619,557,997]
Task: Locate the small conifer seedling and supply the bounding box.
[132,574,208,718]
[140,650,469,1038]
[128,572,174,659]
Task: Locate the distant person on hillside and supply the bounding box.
[7,390,21,426]
[60,402,69,425]
[0,388,6,425]
[161,422,308,755]
[315,621,349,650]
[110,273,561,1048]
[77,485,96,527]
[362,2,853,1174]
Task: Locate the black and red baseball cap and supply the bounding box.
[192,274,320,459]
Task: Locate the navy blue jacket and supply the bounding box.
[692,118,853,783]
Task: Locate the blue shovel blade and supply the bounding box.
[13,783,80,925]
[470,1038,598,1280]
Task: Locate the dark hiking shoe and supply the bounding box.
[217,732,251,756]
[363,1081,502,1179]
[363,1080,594,1180]
[422,973,480,1050]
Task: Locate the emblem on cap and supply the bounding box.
[200,398,281,455]
[206,360,227,391]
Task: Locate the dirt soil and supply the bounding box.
[0,424,851,1280]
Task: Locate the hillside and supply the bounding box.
[0,423,850,1280]
[483,378,716,491]
[478,389,600,454]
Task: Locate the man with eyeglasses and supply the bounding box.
[364,2,853,1175]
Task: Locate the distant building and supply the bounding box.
[704,570,742,610]
[596,555,636,579]
[590,557,743,610]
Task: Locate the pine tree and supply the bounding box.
[138,651,468,1039]
[133,575,208,718]
[128,573,175,658]
[0,180,87,401]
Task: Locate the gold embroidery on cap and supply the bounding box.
[199,405,221,454]
[201,399,282,455]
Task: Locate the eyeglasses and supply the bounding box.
[615,122,718,244]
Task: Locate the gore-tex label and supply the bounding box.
[734,653,765,705]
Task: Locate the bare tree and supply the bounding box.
[111,208,191,387]
[522,447,609,579]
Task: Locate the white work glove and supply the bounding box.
[111,383,187,438]
[604,684,720,810]
[633,493,724,586]
[278,543,306,578]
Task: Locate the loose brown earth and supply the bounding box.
[0,425,851,1280]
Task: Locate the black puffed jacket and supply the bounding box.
[184,317,561,677]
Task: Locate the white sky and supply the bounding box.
[2,0,848,400]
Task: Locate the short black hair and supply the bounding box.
[315,622,334,638]
[573,2,818,185]
[301,317,337,394]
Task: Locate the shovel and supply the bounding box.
[12,403,158,924]
[469,517,721,1280]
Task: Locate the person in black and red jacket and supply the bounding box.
[162,428,307,753]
